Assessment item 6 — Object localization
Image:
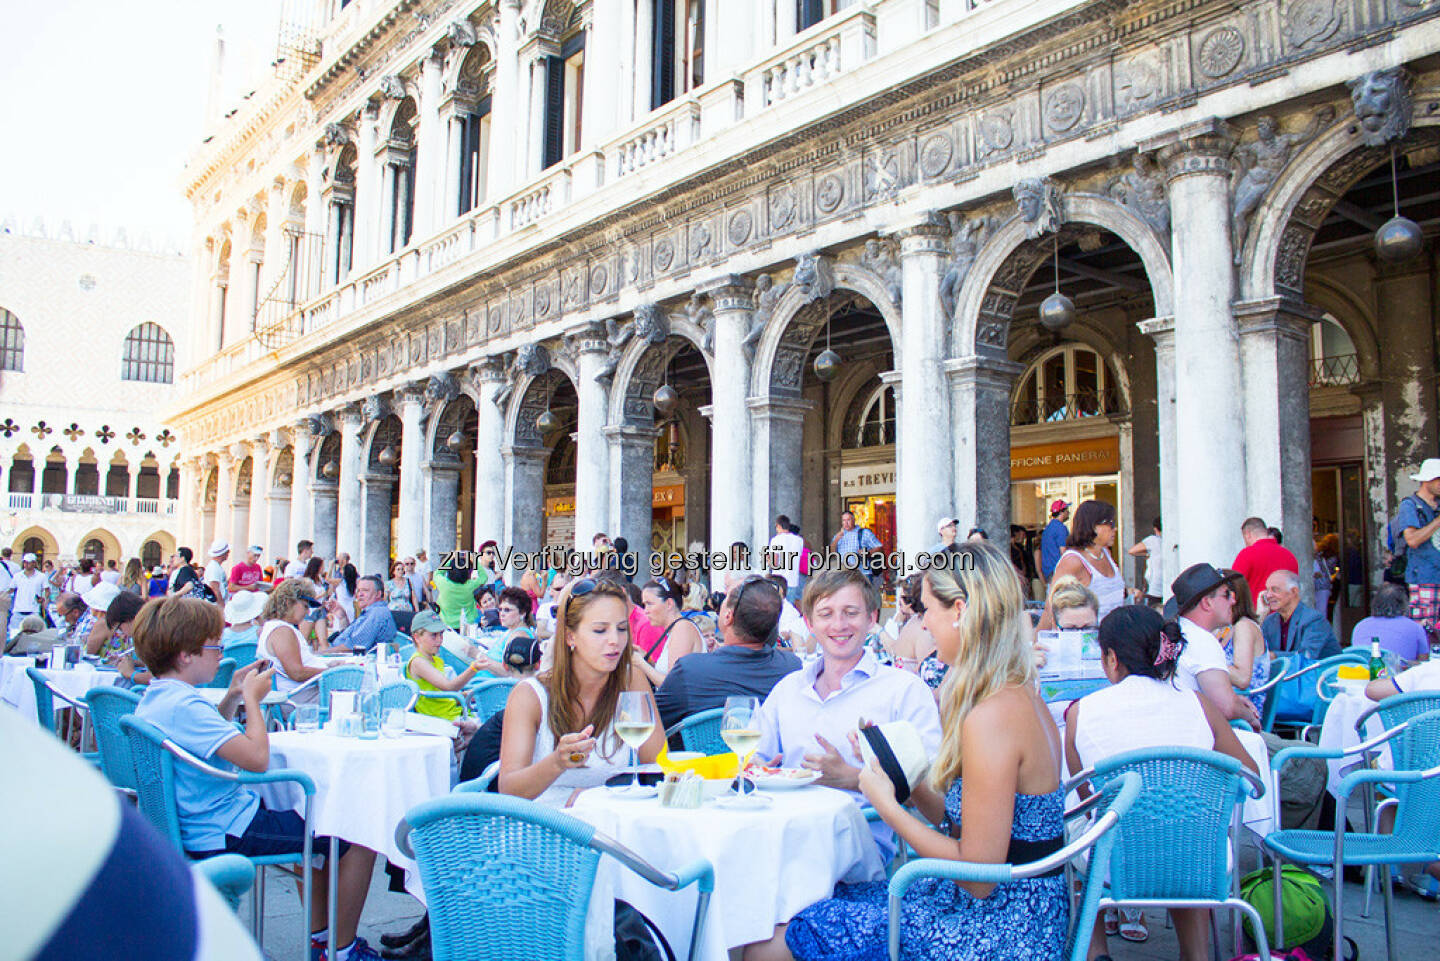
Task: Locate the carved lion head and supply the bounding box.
[1348,68,1413,148]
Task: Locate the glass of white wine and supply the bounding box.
[614,690,656,796]
[721,695,762,803]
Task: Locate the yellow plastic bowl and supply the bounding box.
[657,747,740,781]
[1335,664,1369,681]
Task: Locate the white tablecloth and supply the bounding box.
[570,785,885,961]
[251,730,452,897]
[0,658,120,723]
[1234,729,1278,837]
[1317,688,1388,797]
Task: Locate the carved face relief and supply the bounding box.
[815,174,845,213]
[1348,68,1413,147]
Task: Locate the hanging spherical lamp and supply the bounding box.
[653,384,679,418]
[378,445,398,467]
[1375,215,1423,264]
[813,348,842,382]
[321,460,339,479]
[536,409,560,433]
[1038,291,1076,332]
[445,430,465,452]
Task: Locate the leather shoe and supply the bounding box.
[379,915,427,949]
[381,927,430,960]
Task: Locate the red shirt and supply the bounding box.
[228,561,264,589]
[1231,538,1299,604]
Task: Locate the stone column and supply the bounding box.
[1157,121,1247,569]
[288,424,315,556]
[396,385,427,558]
[354,102,380,269]
[1374,261,1438,502]
[1138,316,1179,596]
[177,457,199,551]
[268,482,291,571]
[572,328,612,547]
[704,278,757,555]
[223,210,252,346]
[304,148,327,266]
[896,219,955,559]
[1353,383,1389,590]
[126,464,139,509]
[246,437,270,561]
[472,358,509,547]
[502,445,548,555]
[442,113,464,221]
[213,449,235,552]
[490,0,522,197]
[749,396,813,553]
[946,355,1021,540]
[527,54,549,178]
[311,479,339,561]
[1236,297,1317,584]
[606,425,660,560]
[633,0,653,118]
[259,179,287,304]
[336,405,365,560]
[360,472,395,576]
[584,0,622,147]
[230,441,252,555]
[426,461,462,562]
[414,50,444,239]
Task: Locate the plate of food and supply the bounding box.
[750,767,822,791]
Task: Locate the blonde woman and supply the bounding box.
[759,543,1067,961]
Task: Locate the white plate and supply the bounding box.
[751,770,821,791]
[605,783,659,800]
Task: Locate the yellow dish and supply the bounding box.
[657,747,740,781]
[1335,665,1369,681]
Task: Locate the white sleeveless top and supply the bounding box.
[1072,674,1213,772]
[258,619,327,698]
[1062,548,1127,622]
[523,677,631,806]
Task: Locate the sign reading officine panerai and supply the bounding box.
[1010,436,1120,481]
[840,465,896,497]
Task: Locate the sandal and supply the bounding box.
[1102,909,1119,937]
[1119,909,1149,942]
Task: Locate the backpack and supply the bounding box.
[1238,865,1357,961]
[1387,493,1434,578]
[614,900,675,961]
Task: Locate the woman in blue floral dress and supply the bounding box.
[746,543,1069,961]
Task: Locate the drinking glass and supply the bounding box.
[294,704,320,734]
[382,708,407,738]
[720,695,762,802]
[613,691,656,796]
[359,695,381,739]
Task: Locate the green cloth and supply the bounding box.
[408,653,461,721]
[431,570,487,629]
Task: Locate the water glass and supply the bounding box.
[294,704,320,734]
[382,708,407,738]
[337,713,361,738]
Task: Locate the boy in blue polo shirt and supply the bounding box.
[133,595,379,961]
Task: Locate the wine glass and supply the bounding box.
[614,691,656,795]
[721,695,762,801]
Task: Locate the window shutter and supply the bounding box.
[652,0,676,110]
[457,115,475,215]
[543,55,566,169]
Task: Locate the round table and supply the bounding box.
[570,783,885,961]
[1317,687,1387,797]
[0,658,121,724]
[251,729,453,899]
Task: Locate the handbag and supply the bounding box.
[614,900,675,961]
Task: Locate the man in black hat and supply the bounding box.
[1171,563,1262,727]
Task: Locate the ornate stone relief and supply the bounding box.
[688,294,716,354]
[447,19,478,47]
[1348,68,1414,147]
[861,238,903,307]
[978,110,1015,154]
[379,75,407,100]
[423,372,460,414]
[322,123,350,146]
[1285,0,1343,50]
[742,274,787,358]
[939,214,997,322]
[919,132,955,179]
[1013,178,1064,238]
[815,173,846,213]
[1231,106,1336,261]
[690,220,713,260]
[1107,153,1170,240]
[794,252,835,304]
[517,342,551,378]
[863,149,902,202]
[1044,83,1086,133]
[769,185,797,230]
[362,393,391,423]
[1197,26,1246,79]
[728,208,755,245]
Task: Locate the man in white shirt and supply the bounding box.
[1127,517,1167,603]
[204,541,231,603]
[8,553,49,639]
[283,539,314,580]
[765,514,806,603]
[0,548,15,638]
[1171,563,1261,727]
[765,574,810,649]
[756,570,940,822]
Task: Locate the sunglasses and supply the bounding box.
[732,574,781,610]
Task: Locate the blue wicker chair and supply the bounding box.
[1265,708,1440,961]
[84,686,142,792]
[887,771,1142,961]
[664,707,727,755]
[1269,652,1366,733]
[194,853,257,913]
[1082,747,1270,961]
[376,680,418,714]
[1236,654,1291,733]
[401,657,472,719]
[397,792,715,961]
[203,657,238,690]
[467,678,517,723]
[453,760,501,794]
[25,666,99,764]
[119,714,320,958]
[222,640,258,669]
[317,664,366,722]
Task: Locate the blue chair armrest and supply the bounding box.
[889,857,1012,897]
[1230,719,1257,732]
[1271,724,1406,773]
[862,805,883,823]
[669,857,716,894]
[237,768,317,795]
[1335,762,1440,802]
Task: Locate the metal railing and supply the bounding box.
[1011,390,1126,427]
[1310,353,1360,387]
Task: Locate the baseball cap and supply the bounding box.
[248,544,264,555]
[410,610,446,634]
[504,635,542,669]
[1050,499,1069,514]
[1411,458,1440,483]
[22,552,37,562]
[935,516,959,534]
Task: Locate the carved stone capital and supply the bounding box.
[1150,119,1236,183]
[337,403,366,430]
[893,211,951,254]
[700,274,755,313]
[566,322,609,356]
[471,356,509,384]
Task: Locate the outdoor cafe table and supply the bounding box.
[1316,685,1390,798]
[569,783,885,961]
[250,728,452,901]
[0,657,121,724]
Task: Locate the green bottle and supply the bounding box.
[1369,639,1386,681]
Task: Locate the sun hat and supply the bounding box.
[81,581,121,613]
[1410,458,1440,483]
[504,635,542,669]
[224,591,267,625]
[208,540,230,558]
[935,516,959,534]
[410,610,446,634]
[857,721,931,805]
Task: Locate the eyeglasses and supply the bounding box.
[201,644,224,653]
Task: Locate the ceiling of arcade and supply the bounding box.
[180,0,1440,450]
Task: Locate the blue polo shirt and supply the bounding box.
[1397,496,1440,585]
[1041,518,1069,579]
[136,678,259,852]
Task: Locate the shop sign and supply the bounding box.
[545,496,575,515]
[652,484,685,508]
[1010,436,1120,480]
[840,465,896,497]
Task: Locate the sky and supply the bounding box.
[0,0,288,248]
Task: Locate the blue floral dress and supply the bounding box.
[785,781,1069,961]
[1217,624,1270,713]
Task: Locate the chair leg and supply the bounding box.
[1272,856,1285,949]
[1380,860,1396,961]
[1362,865,1374,918]
[1231,900,1272,961]
[253,866,267,947]
[1333,861,1344,961]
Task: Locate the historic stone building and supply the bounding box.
[174,0,1439,636]
[1,223,187,565]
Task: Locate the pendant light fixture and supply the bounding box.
[813,296,841,382]
[1038,235,1076,333]
[536,375,559,433]
[1375,145,1424,264]
[445,430,465,452]
[653,355,679,417]
[377,444,398,467]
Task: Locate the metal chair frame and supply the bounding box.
[84,686,142,792]
[194,852,257,913]
[25,666,98,762]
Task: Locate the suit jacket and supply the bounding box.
[1262,604,1341,661]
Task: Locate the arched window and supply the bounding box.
[1310,313,1359,386]
[22,537,45,562]
[141,540,163,569]
[121,323,175,383]
[82,538,106,563]
[842,378,897,448]
[0,306,23,372]
[1012,345,1124,426]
